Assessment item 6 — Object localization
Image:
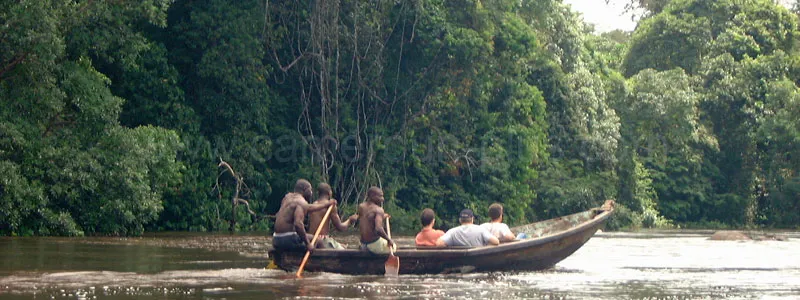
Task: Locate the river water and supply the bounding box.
[1,230,798,299]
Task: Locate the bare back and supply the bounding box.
[274,193,308,234]
[308,198,333,235]
[357,201,385,243]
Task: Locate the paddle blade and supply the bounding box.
[266,260,279,270]
[384,254,399,276]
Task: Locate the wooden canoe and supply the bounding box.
[268,204,614,275]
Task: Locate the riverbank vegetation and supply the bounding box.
[2,0,799,236]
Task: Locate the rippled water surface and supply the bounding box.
[1,231,799,299]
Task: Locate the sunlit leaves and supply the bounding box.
[619,0,800,227]
[624,11,711,76]
[624,0,797,76]
[565,68,620,170]
[616,69,711,223]
[694,49,800,226]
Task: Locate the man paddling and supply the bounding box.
[357,187,395,254]
[307,183,358,249]
[273,179,335,251]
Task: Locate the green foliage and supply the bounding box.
[534,159,616,220]
[587,31,629,74]
[632,158,673,228]
[624,0,797,76]
[0,161,48,236]
[89,126,183,235]
[5,0,800,236]
[0,0,182,236]
[615,68,709,222]
[259,0,559,229]
[604,203,636,231]
[150,0,277,231]
[754,77,800,226]
[622,0,800,228]
[612,0,671,18]
[695,52,800,226]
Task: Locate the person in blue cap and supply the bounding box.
[435,208,499,247]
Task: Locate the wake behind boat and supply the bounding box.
[268,202,615,275]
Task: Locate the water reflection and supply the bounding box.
[1,231,799,299]
[0,237,261,276]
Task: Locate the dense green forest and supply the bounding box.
[1,0,799,236]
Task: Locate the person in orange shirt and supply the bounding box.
[414,208,445,246]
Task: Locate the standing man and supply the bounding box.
[307,183,358,249]
[272,179,335,251]
[435,209,500,247]
[357,186,395,254]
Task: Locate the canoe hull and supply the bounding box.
[270,207,612,275]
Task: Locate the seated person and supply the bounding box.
[415,208,445,246]
[357,187,395,254]
[307,183,358,249]
[601,199,615,210]
[435,209,499,247]
[480,203,517,242]
[273,179,335,251]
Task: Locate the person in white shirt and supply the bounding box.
[480,203,517,243]
[435,209,499,247]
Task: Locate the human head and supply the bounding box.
[294,179,313,201]
[420,208,436,227]
[459,209,475,224]
[317,183,332,199]
[488,203,504,221]
[367,186,384,205]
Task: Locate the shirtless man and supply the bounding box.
[272,179,335,251]
[307,183,358,249]
[357,186,395,254]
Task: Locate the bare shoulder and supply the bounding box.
[283,192,300,201]
[285,193,309,208]
[280,193,294,204]
[279,194,294,208]
[294,193,310,205]
[364,204,383,219]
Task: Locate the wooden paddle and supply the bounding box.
[295,204,334,278]
[384,217,399,276]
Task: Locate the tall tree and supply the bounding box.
[261,0,555,227]
[623,0,797,77]
[0,0,182,236]
[698,52,800,225]
[624,0,800,226]
[162,0,276,231]
[616,69,712,225]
